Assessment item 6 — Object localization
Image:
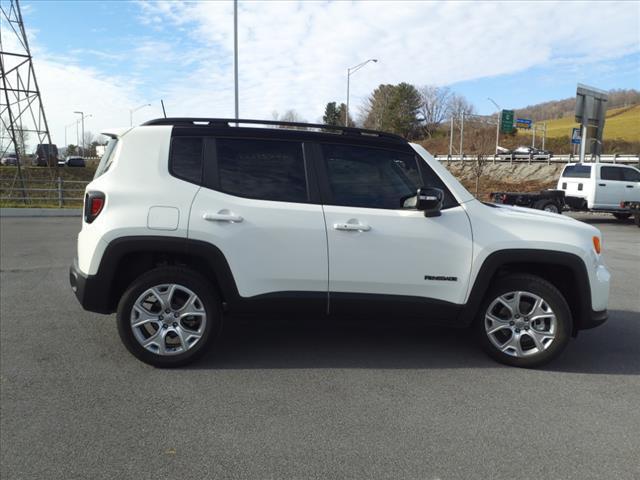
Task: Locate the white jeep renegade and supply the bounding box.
[70,118,610,368]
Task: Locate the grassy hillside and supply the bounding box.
[518,104,640,142]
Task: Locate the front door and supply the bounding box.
[317,143,473,319]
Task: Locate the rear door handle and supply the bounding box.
[334,222,371,232]
[203,212,243,223]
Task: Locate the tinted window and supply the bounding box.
[322,144,422,209]
[600,166,623,181]
[562,164,591,178]
[622,168,640,182]
[94,138,118,178]
[170,137,203,184]
[217,138,307,203]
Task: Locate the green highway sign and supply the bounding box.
[501,109,515,133]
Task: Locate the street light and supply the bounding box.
[487,97,501,155]
[73,111,90,156]
[129,103,151,127]
[345,58,378,126]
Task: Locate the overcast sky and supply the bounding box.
[4,0,640,146]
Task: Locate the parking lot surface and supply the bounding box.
[1,213,639,479]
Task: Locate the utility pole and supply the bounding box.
[487,98,501,154]
[448,117,454,158]
[459,111,465,159]
[234,0,239,122]
[74,111,85,155]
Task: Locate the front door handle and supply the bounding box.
[203,211,243,223]
[626,185,634,188]
[334,222,371,232]
[598,183,606,187]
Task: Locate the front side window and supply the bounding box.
[622,168,640,182]
[170,137,203,184]
[217,138,307,203]
[600,166,623,181]
[322,144,422,209]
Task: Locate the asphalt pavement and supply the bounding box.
[1,213,639,479]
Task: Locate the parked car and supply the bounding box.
[35,144,59,166]
[65,156,86,167]
[557,163,640,219]
[70,118,610,369]
[1,154,19,166]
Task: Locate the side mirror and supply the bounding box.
[416,187,444,217]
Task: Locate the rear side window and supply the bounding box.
[561,164,591,178]
[600,166,623,181]
[94,138,118,179]
[322,144,422,209]
[622,168,640,182]
[217,138,307,203]
[170,137,203,184]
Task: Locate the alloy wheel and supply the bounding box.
[130,283,207,356]
[484,290,557,358]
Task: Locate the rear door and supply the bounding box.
[317,142,473,318]
[188,136,328,313]
[596,166,627,209]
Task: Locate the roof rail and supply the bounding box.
[141,117,406,142]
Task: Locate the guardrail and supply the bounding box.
[0,178,89,206]
[435,154,640,165]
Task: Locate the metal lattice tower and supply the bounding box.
[1,0,54,201]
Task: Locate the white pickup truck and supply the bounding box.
[558,163,640,219]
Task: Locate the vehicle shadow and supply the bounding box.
[569,213,636,227]
[191,309,639,374]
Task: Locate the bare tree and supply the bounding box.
[448,94,475,118]
[467,126,494,196]
[14,124,30,157]
[419,85,452,138]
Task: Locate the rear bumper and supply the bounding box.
[69,258,111,314]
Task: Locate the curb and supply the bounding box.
[0,208,82,217]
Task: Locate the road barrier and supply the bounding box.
[0,177,88,207]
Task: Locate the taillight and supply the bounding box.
[85,191,105,223]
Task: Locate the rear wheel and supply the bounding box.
[475,274,572,368]
[533,199,561,214]
[117,267,221,367]
[613,212,631,221]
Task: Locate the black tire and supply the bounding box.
[117,266,222,367]
[533,199,561,214]
[474,274,572,368]
[612,212,631,220]
[635,214,640,227]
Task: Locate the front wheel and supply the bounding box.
[475,274,572,368]
[117,267,221,367]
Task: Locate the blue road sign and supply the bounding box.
[571,127,581,144]
[516,118,532,129]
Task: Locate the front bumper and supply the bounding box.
[69,258,111,314]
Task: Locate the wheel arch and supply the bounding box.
[89,236,240,314]
[459,249,592,334]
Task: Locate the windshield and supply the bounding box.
[94,138,118,178]
[562,164,591,178]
